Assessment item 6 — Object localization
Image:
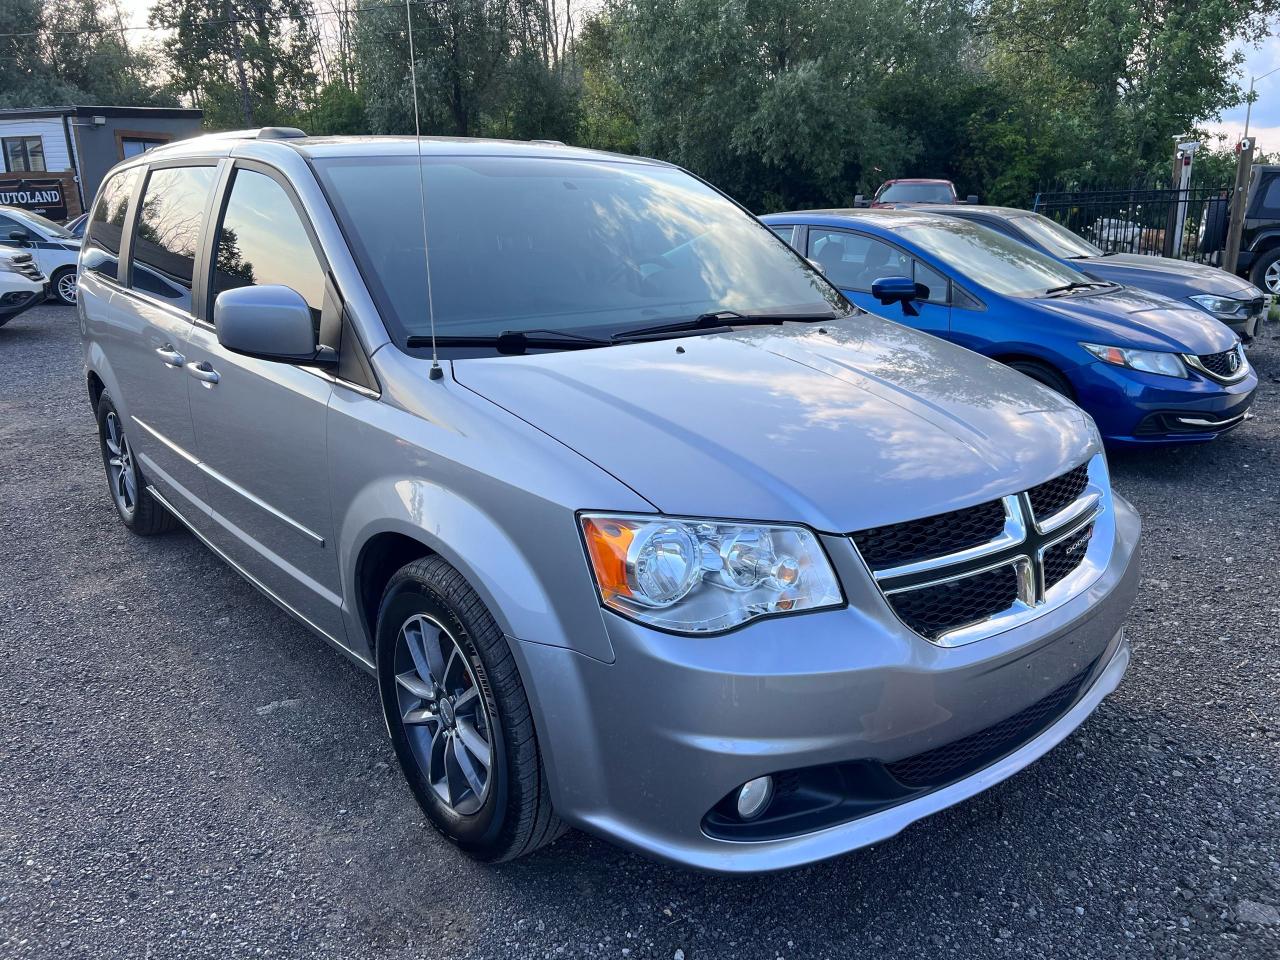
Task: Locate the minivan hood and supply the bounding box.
[1077,254,1259,299]
[1031,286,1238,355]
[453,315,1095,532]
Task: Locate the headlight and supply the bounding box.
[1081,342,1187,378]
[580,514,843,633]
[1189,294,1247,317]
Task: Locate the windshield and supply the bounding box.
[876,183,954,204]
[15,209,74,239]
[1011,213,1102,259]
[315,155,848,347]
[893,217,1085,297]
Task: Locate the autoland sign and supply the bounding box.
[0,177,68,220]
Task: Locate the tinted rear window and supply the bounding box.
[131,165,218,312]
[85,168,141,280]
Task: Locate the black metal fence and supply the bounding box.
[1031,180,1232,263]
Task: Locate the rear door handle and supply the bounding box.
[186,360,220,385]
[156,344,185,367]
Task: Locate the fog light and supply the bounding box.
[736,776,774,820]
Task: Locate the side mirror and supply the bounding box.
[966,195,980,205]
[214,285,329,364]
[7,228,30,244]
[80,246,118,279]
[871,276,927,317]
[853,195,870,208]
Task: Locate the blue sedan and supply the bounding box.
[761,209,1257,446]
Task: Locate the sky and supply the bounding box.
[117,0,1280,153]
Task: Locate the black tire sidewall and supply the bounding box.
[376,572,510,851]
[95,393,136,526]
[1008,360,1073,399]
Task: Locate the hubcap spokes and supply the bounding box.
[105,412,136,512]
[394,613,493,815]
[1266,262,1280,295]
[59,275,77,302]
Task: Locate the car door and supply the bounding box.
[88,162,218,512]
[181,161,345,640]
[806,227,951,337]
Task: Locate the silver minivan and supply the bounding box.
[79,131,1140,873]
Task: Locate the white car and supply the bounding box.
[0,249,46,326]
[0,205,81,305]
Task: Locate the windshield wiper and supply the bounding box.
[1042,280,1113,297]
[406,328,611,355]
[611,310,835,343]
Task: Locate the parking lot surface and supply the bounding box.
[1,303,1278,959]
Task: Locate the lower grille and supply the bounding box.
[885,662,1095,789]
[887,564,1019,641]
[1043,523,1093,591]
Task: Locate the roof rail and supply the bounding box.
[257,127,307,140]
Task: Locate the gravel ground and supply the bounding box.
[1,303,1278,960]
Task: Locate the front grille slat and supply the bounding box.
[1195,345,1243,379]
[1026,463,1088,521]
[852,499,1005,569]
[884,661,1096,789]
[887,564,1019,641]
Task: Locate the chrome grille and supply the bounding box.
[1186,343,1247,383]
[853,457,1106,646]
[7,253,42,282]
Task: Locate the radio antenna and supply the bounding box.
[404,0,443,380]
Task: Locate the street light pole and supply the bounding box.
[1243,64,1280,143]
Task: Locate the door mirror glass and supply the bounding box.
[214,285,326,363]
[871,276,926,316]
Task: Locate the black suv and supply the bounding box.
[1203,164,1280,295]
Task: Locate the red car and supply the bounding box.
[868,178,976,208]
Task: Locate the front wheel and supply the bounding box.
[1005,359,1075,400]
[376,555,566,862]
[51,267,78,305]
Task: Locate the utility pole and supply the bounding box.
[225,0,253,127]
[1243,65,1280,144]
[1223,137,1255,276]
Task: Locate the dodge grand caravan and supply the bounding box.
[79,131,1140,872]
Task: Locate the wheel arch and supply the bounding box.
[990,352,1078,399]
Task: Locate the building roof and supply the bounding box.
[0,105,203,121]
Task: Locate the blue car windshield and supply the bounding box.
[893,218,1085,298]
[315,155,849,345]
[1012,213,1103,260]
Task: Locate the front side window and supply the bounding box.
[769,224,795,245]
[1260,177,1280,216]
[85,168,142,280]
[1012,213,1102,259]
[315,155,848,347]
[211,168,327,335]
[913,259,949,304]
[893,218,1085,298]
[130,165,218,312]
[808,229,909,291]
[3,137,45,173]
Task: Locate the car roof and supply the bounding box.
[909,203,1036,219]
[142,130,666,167]
[763,208,967,231]
[880,178,953,185]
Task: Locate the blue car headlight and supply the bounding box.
[1081,342,1188,378]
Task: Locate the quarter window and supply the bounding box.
[2,137,45,173]
[769,224,796,245]
[210,169,327,335]
[130,165,218,312]
[808,229,909,291]
[85,168,142,281]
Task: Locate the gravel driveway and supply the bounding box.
[1,304,1277,959]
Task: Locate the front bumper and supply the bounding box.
[1074,361,1257,446]
[512,494,1140,872]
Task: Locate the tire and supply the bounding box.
[1198,198,1229,255]
[95,392,176,535]
[50,266,78,305]
[1249,246,1280,296]
[376,555,566,862]
[1005,359,1075,400]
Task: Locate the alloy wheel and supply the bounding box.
[104,411,137,513]
[1266,260,1280,296]
[56,272,78,304]
[394,613,494,815]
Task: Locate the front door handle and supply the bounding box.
[156,344,186,367]
[186,360,220,385]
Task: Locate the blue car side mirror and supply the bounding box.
[871,276,927,317]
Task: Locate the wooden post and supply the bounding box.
[1223,138,1255,276]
